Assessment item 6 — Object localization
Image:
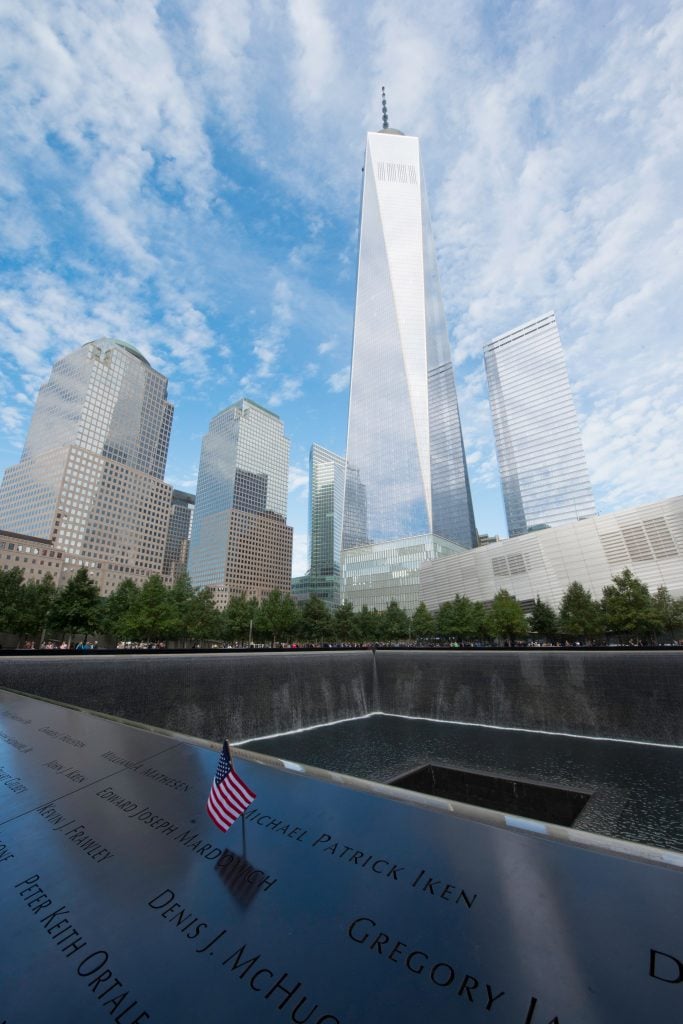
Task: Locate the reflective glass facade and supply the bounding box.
[163,489,195,582]
[188,399,292,604]
[0,339,174,594]
[343,128,476,552]
[307,444,345,608]
[484,313,596,537]
[342,534,466,614]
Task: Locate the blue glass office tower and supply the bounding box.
[342,117,476,554]
[341,105,475,610]
[484,312,596,537]
[188,399,292,608]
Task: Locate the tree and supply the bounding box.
[602,569,654,640]
[380,600,410,641]
[299,595,332,643]
[49,568,102,643]
[436,594,477,640]
[136,575,177,641]
[411,602,435,639]
[256,590,300,646]
[558,582,603,640]
[0,567,26,637]
[489,589,528,643]
[355,605,382,643]
[168,572,196,645]
[650,586,683,640]
[334,601,359,643]
[221,594,258,645]
[18,574,57,644]
[102,578,140,641]
[471,601,493,641]
[183,588,221,645]
[529,597,557,639]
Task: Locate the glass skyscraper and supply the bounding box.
[341,104,475,610]
[0,339,174,593]
[163,489,195,582]
[343,113,476,553]
[188,399,292,607]
[306,443,345,608]
[484,312,596,537]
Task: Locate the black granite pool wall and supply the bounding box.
[0,651,372,744]
[372,650,683,744]
[1,649,681,745]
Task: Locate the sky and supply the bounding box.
[1,0,682,576]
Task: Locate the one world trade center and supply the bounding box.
[342,93,476,607]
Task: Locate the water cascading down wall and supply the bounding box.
[1,650,681,746]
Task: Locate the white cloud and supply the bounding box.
[328,366,350,393]
[290,529,309,577]
[269,377,304,407]
[0,1,681,545]
[289,466,309,493]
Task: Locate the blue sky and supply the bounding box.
[1,0,682,575]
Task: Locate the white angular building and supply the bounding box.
[420,496,683,611]
[341,96,476,611]
[484,313,596,537]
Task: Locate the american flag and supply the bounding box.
[206,740,256,832]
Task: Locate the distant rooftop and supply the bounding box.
[86,338,151,368]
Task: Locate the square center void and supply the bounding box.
[388,763,592,827]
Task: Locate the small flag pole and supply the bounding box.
[241,811,247,857]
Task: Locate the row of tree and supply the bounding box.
[1,565,682,648]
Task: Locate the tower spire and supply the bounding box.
[381,86,389,129]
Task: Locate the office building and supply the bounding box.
[188,399,292,609]
[340,95,476,609]
[420,496,683,611]
[484,312,596,537]
[305,444,346,609]
[0,529,65,586]
[163,490,195,583]
[0,339,173,594]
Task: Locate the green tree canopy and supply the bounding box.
[470,601,493,641]
[299,595,332,642]
[529,596,557,638]
[49,568,102,642]
[436,594,480,640]
[602,569,653,639]
[650,585,683,639]
[183,588,222,645]
[411,601,435,639]
[0,566,26,636]
[256,590,300,645]
[135,575,178,641]
[489,589,528,643]
[220,594,258,645]
[558,581,604,640]
[380,600,410,641]
[334,601,359,643]
[102,578,140,640]
[18,574,57,643]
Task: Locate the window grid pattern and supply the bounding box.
[343,130,476,552]
[0,340,174,596]
[484,313,596,538]
[307,444,346,608]
[188,399,292,598]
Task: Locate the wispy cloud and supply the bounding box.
[327,366,350,393]
[0,0,680,551]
